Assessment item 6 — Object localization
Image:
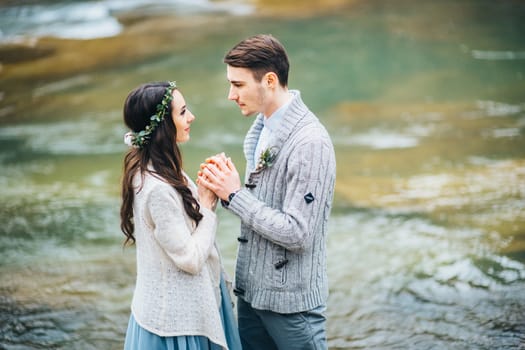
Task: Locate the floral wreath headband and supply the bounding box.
[124,81,177,149]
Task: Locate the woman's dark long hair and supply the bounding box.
[120,82,202,246]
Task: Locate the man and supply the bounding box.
[198,34,336,350]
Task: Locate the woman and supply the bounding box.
[120,81,241,350]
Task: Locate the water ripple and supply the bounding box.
[0,0,254,43]
[0,114,125,155]
[471,50,525,60]
[326,212,525,349]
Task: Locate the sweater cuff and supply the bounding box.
[227,189,254,216]
[200,206,217,221]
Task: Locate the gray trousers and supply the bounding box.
[237,297,327,350]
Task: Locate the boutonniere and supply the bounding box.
[256,146,277,171]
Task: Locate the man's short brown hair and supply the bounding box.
[224,34,289,87]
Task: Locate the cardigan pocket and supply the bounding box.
[271,248,288,287]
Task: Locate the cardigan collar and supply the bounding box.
[244,90,309,172]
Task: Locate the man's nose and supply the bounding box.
[228,87,237,100]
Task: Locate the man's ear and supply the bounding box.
[264,72,279,88]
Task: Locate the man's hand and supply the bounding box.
[197,153,241,201]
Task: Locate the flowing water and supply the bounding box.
[1,0,525,349]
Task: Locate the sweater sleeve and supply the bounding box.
[228,134,335,252]
[146,184,217,275]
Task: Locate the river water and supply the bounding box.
[1,0,524,349]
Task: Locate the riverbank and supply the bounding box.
[0,0,358,124]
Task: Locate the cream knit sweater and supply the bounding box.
[130,169,227,349]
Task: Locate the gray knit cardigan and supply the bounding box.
[227,90,336,314]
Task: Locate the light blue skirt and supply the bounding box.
[124,276,242,350]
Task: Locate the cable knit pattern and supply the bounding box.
[130,170,228,349]
[227,90,336,314]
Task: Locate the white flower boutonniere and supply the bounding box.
[256,147,277,171]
